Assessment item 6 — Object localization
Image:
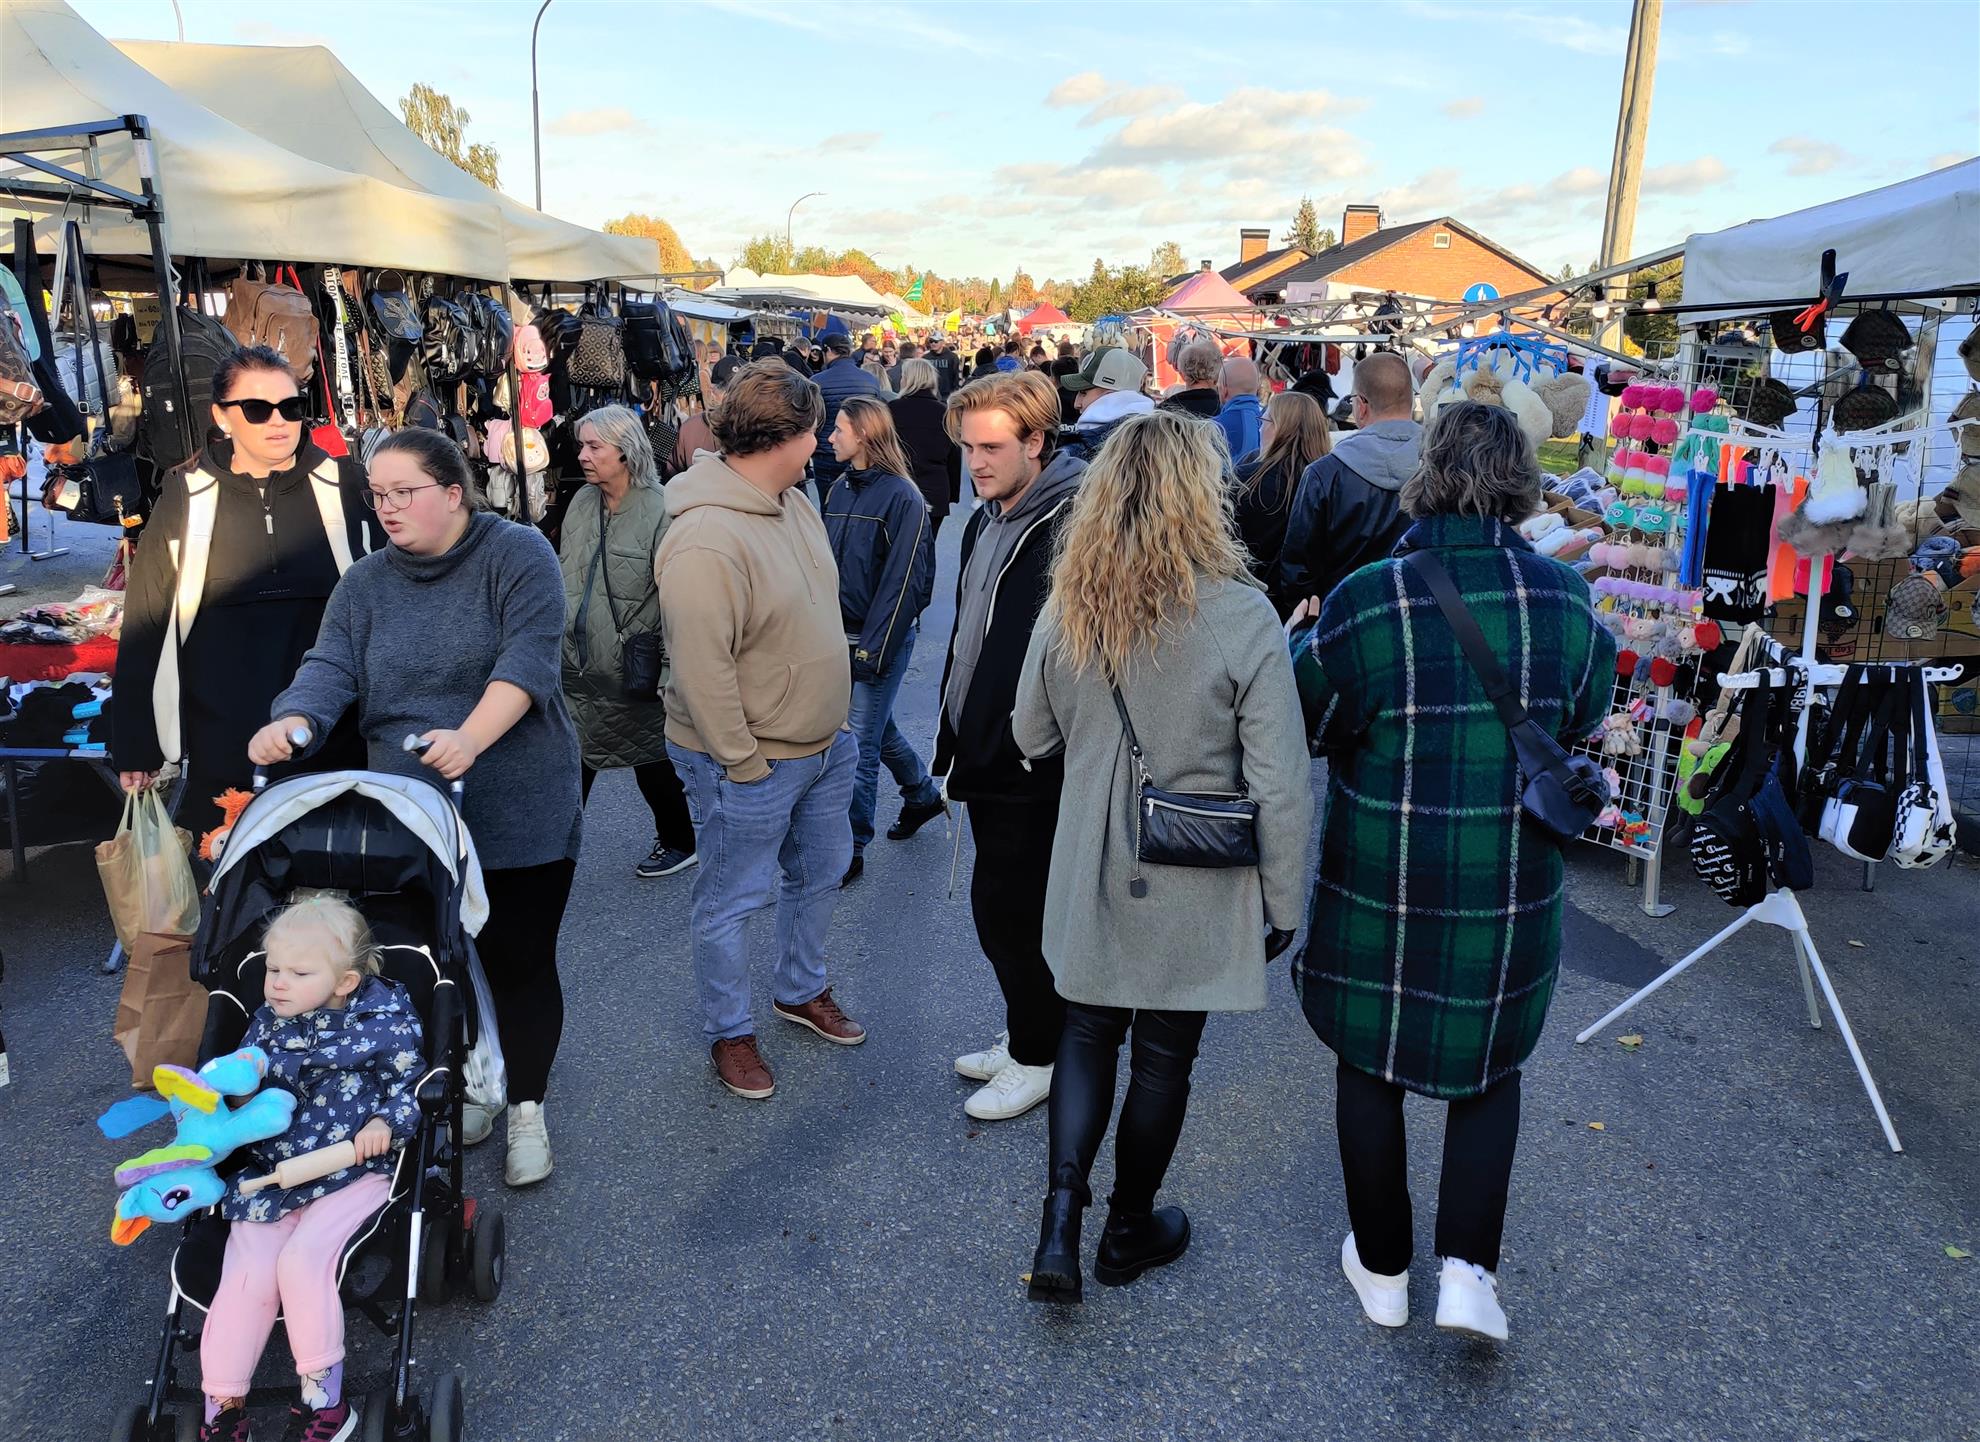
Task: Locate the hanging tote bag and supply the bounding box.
[1892,670,1957,870]
[95,786,202,953]
[462,943,508,1110]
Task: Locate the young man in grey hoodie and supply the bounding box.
[1279,350,1423,611]
[931,371,1085,1124]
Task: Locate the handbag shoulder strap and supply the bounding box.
[594,502,663,639]
[1402,549,1530,731]
[1110,684,1150,784]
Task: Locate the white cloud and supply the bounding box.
[1096,87,1359,167]
[817,131,880,155]
[1080,86,1186,126]
[1928,152,1969,171]
[1766,136,1846,176]
[1641,156,1732,194]
[1552,166,1608,196]
[1046,71,1108,108]
[548,107,646,138]
[1442,97,1485,120]
[1401,2,1624,55]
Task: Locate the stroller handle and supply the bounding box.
[403,733,467,802]
[250,725,313,792]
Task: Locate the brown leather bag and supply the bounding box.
[223,276,317,379]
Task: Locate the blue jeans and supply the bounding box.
[846,622,941,852]
[668,734,858,1043]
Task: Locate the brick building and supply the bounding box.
[1218,227,1313,297]
[1235,205,1551,306]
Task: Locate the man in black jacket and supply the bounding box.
[925,334,962,397]
[811,331,883,492]
[1158,339,1224,419]
[933,370,1083,1123]
[1278,349,1422,610]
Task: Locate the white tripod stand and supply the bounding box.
[1575,636,1962,1154]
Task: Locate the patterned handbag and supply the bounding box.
[567,311,626,391]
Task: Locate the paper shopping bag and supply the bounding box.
[112,932,207,1088]
[96,786,200,953]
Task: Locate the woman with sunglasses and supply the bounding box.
[250,428,582,1188]
[112,345,380,840]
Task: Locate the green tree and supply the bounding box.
[399,83,500,189]
[988,277,1003,306]
[1066,260,1169,321]
[738,234,795,273]
[1282,195,1334,254]
[1624,257,1683,355]
[1148,240,1187,278]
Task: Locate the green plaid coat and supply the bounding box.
[1292,514,1615,1099]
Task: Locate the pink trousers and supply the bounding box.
[199,1172,392,1396]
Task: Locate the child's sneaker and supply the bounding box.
[200,1406,252,1442]
[282,1400,357,1442]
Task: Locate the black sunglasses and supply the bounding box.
[219,396,308,425]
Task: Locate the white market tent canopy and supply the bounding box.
[708,268,897,317]
[117,39,660,282]
[1683,158,1980,309]
[0,0,510,278]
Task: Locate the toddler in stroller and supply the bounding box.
[117,770,503,1442]
[198,893,420,1442]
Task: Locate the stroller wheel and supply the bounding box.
[109,1402,151,1442]
[175,1407,200,1442]
[426,1373,464,1442]
[360,1392,390,1442]
[418,1221,453,1306]
[470,1207,505,1303]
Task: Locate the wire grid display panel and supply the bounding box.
[1684,303,1980,820]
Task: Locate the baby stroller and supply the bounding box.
[113,765,504,1442]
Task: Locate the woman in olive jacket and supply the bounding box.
[560,406,695,878]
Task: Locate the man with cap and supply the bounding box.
[1056,345,1154,463]
[813,330,885,494]
[926,334,962,398]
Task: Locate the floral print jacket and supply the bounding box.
[220,976,425,1222]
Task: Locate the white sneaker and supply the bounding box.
[964,1061,1052,1121]
[954,1030,1012,1082]
[504,1101,553,1187]
[1341,1233,1409,1328]
[461,1099,501,1147]
[1435,1256,1509,1341]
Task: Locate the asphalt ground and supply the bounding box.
[3,495,1978,1442]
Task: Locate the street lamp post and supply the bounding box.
[530,0,555,210]
[786,191,824,258]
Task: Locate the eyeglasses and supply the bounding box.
[362,483,446,511]
[218,396,308,425]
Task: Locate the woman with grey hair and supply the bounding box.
[1288,400,1615,1343]
[561,404,696,883]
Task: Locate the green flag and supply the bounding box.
[903,274,925,306]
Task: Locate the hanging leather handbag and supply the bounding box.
[1798,665,1873,831]
[1891,669,1956,870]
[1112,686,1258,898]
[1404,550,1610,845]
[1817,675,1908,862]
[567,307,626,391]
[367,270,424,343]
[222,274,317,379]
[1688,684,1777,907]
[65,449,143,524]
[421,293,479,384]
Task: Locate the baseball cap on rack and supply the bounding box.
[1060,345,1148,395]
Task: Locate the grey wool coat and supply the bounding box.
[1012,577,1314,1013]
[559,482,671,769]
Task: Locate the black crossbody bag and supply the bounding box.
[1111,686,1259,898]
[575,510,667,702]
[1404,550,1610,846]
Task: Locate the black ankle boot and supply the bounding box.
[1093,1204,1191,1287]
[1028,1190,1085,1303]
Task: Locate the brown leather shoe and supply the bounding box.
[711,1036,775,1099]
[773,988,867,1046]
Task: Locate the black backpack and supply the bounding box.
[420,293,479,385]
[140,308,241,472]
[462,292,513,381]
[623,300,693,386]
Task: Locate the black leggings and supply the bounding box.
[474,858,576,1106]
[1048,1002,1207,1214]
[580,760,694,854]
[1334,1060,1522,1274]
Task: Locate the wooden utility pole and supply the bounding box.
[1596,0,1663,355]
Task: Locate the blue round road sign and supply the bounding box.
[1463,282,1500,304]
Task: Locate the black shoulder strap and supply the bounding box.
[1403,549,1530,731]
[1110,685,1144,765]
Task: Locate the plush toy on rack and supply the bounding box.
[1599,712,1644,757]
[108,1049,296,1246]
[1419,346,1589,448]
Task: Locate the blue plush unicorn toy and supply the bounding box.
[110,1048,296,1245]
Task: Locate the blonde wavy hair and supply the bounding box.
[1046,409,1248,681]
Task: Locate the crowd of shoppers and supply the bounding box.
[118,325,1615,1358]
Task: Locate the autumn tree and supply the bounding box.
[603,213,695,274]
[1149,240,1186,278]
[1009,270,1038,308]
[399,83,500,189]
[1282,195,1334,254]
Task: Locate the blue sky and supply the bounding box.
[77,0,1980,283]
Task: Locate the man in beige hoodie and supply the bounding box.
[659,360,867,1100]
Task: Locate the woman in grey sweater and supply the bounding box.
[1012,410,1313,1303]
[250,428,581,1188]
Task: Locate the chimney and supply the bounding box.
[1200,259,1212,272]
[1239,226,1270,264]
[1342,204,1383,244]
